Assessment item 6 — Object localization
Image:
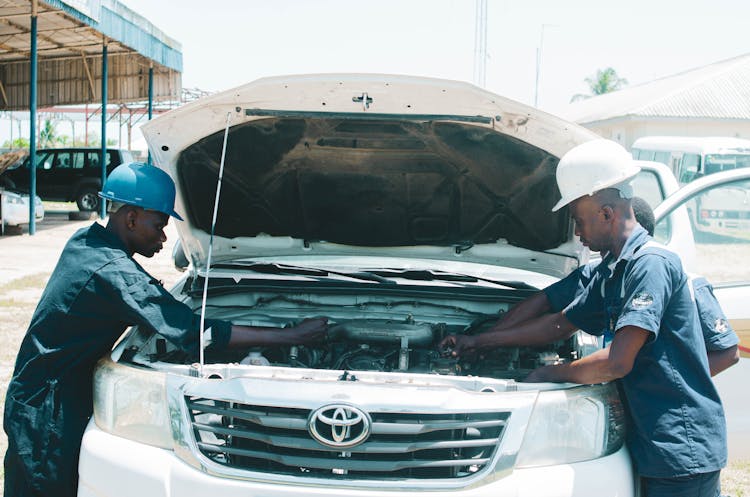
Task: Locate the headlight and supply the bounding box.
[93,358,173,449]
[515,383,625,468]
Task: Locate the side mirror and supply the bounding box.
[172,240,189,272]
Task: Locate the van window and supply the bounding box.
[678,153,701,183]
[85,152,101,169]
[653,151,670,165]
[71,152,86,169]
[55,152,73,169]
[27,152,53,170]
[633,149,655,161]
[705,154,750,175]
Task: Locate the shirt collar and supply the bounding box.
[89,221,131,255]
[598,224,650,278]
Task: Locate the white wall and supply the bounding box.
[584,118,750,150]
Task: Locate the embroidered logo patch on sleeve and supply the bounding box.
[713,318,729,333]
[630,292,654,310]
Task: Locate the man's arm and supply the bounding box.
[523,325,650,384]
[691,276,740,376]
[708,346,740,376]
[491,291,551,330]
[492,265,593,331]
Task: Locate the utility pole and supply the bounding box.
[473,0,488,88]
[534,23,557,107]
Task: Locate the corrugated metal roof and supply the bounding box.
[0,0,182,109]
[563,54,750,124]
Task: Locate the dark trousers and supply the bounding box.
[3,380,88,497]
[641,470,721,497]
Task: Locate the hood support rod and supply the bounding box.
[198,111,233,376]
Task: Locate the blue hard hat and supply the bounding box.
[99,162,184,220]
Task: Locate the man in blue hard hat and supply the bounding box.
[3,162,328,497]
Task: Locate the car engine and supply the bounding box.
[124,298,592,381]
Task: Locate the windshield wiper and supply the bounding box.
[368,268,538,290]
[209,262,396,285]
[207,262,535,289]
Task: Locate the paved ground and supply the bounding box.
[0,208,748,494]
[0,209,181,286]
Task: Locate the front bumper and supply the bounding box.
[77,420,635,497]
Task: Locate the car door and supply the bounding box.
[653,167,750,357]
[43,150,76,200]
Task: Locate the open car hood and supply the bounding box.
[142,74,597,278]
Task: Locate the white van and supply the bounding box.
[631,136,750,185]
[632,136,750,185]
[632,136,750,237]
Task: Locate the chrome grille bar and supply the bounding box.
[186,396,509,480]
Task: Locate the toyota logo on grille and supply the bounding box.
[308,404,371,448]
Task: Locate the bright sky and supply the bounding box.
[118,0,749,116]
[3,0,749,151]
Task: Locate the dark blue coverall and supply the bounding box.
[3,223,231,497]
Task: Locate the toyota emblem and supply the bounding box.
[308,404,371,448]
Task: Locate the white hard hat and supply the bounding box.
[551,139,641,212]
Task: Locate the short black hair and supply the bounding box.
[632,196,655,236]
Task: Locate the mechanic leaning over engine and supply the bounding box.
[3,162,328,497]
[443,195,740,377]
[441,139,729,497]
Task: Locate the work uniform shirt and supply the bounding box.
[563,226,727,478]
[3,222,231,497]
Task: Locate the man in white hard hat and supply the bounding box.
[441,139,728,497]
[441,196,739,376]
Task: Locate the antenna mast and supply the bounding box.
[473,0,488,88]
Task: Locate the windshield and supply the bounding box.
[704,153,750,175]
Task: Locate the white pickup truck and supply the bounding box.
[76,74,749,497]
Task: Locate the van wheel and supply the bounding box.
[76,188,99,211]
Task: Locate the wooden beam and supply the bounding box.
[81,51,95,98]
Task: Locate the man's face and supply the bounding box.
[569,196,609,253]
[131,209,169,258]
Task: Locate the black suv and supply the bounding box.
[1,147,135,211]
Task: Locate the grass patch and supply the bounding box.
[0,273,49,293]
[0,298,37,309]
[723,459,750,496]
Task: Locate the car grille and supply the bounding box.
[186,396,509,480]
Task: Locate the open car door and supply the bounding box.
[654,167,750,357]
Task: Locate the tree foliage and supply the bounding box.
[570,67,628,102]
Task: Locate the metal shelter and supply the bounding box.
[0,0,183,232]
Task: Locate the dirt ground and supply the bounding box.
[0,207,747,495]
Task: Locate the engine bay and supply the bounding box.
[119,284,598,381]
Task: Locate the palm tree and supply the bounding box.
[570,67,628,102]
[38,118,60,147]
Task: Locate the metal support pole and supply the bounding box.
[100,38,108,219]
[147,64,153,164]
[29,0,38,235]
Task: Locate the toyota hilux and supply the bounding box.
[78,74,648,497]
